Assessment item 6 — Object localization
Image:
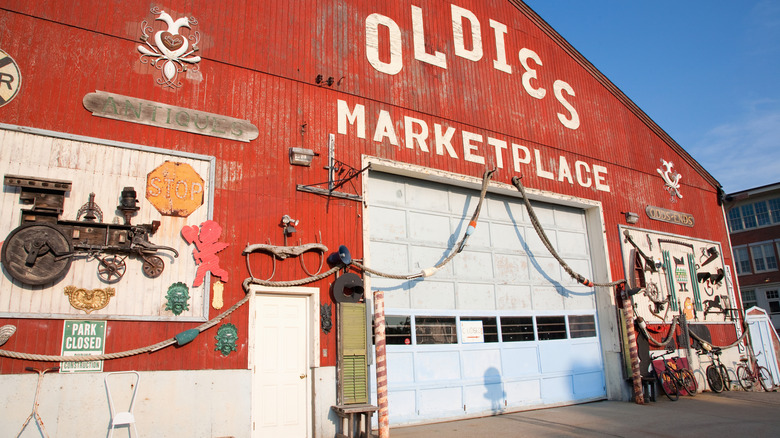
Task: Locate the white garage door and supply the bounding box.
[366,172,606,425]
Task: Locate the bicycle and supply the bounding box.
[698,343,731,393]
[652,350,697,400]
[736,351,774,391]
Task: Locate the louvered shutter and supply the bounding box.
[338,302,368,404]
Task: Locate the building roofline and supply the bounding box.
[512,0,721,190]
[725,181,780,199]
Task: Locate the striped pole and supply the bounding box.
[374,291,390,438]
[620,284,645,404]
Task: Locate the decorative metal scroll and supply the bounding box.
[64,286,116,314]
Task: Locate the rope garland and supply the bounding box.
[510,176,625,288]
[0,286,253,362]
[635,315,748,351]
[689,325,748,350]
[243,265,341,288]
[353,169,495,280]
[636,317,679,348]
[0,170,496,363]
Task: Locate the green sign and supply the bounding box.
[60,320,106,373]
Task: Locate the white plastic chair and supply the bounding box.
[105,371,140,438]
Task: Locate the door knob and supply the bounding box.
[300,374,306,379]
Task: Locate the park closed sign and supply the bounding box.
[60,320,106,373]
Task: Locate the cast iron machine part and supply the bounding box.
[0,176,178,285]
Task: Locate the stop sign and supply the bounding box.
[146,161,204,217]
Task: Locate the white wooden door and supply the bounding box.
[746,307,780,386]
[253,294,310,437]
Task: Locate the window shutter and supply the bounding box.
[338,302,368,404]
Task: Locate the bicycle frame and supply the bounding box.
[698,346,730,393]
[737,351,774,391]
[652,350,697,398]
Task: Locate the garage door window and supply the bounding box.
[500,316,535,342]
[537,316,567,340]
[569,315,597,338]
[381,314,597,344]
[461,317,499,342]
[385,316,412,345]
[416,317,457,344]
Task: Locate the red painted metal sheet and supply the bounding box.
[0,1,733,373]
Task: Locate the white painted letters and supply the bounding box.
[404,116,430,152]
[452,5,483,62]
[338,100,366,138]
[462,131,485,164]
[366,13,403,75]
[336,99,611,192]
[374,110,399,145]
[362,4,582,131]
[554,80,580,130]
[412,6,447,69]
[434,123,458,158]
[519,48,546,100]
[489,20,511,74]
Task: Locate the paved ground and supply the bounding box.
[388,390,780,437]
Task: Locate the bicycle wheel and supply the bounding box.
[659,370,680,401]
[680,369,697,395]
[757,366,773,392]
[706,365,724,393]
[737,365,754,391]
[719,364,731,391]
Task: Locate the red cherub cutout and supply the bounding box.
[181,220,229,287]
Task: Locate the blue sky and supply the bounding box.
[524,0,780,193]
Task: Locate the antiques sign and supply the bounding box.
[83,90,259,142]
[60,320,107,373]
[645,205,695,227]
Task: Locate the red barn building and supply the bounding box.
[0,1,748,436]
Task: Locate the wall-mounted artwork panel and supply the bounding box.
[619,226,735,325]
[0,127,214,321]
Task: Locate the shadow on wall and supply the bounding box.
[484,367,506,414]
[504,201,593,298]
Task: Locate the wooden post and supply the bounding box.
[619,284,645,404]
[374,291,390,438]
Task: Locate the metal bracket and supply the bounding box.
[296,134,368,202]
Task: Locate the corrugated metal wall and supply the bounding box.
[0,0,732,374]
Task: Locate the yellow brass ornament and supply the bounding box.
[212,280,224,309]
[64,286,115,314]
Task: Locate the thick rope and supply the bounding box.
[0,286,253,362]
[636,317,679,348]
[689,325,748,350]
[355,169,495,280]
[243,265,341,288]
[0,171,496,363]
[511,176,625,288]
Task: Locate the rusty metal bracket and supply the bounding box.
[296,134,367,202]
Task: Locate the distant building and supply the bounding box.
[725,183,780,329]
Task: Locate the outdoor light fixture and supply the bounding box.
[281,215,299,245]
[289,147,315,166]
[623,211,640,224]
